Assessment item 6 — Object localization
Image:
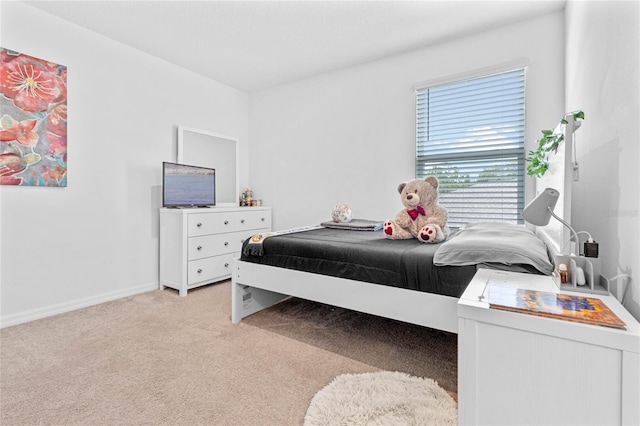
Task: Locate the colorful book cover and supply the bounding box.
[487,285,626,329]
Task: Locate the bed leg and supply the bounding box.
[231,277,245,324]
[231,261,290,323]
[231,282,290,323]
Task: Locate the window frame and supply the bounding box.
[414,60,529,228]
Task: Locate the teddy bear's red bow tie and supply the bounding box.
[407,206,426,220]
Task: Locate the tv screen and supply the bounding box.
[163,162,216,208]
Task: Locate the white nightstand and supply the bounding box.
[457,268,640,426]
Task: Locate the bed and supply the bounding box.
[231,221,555,333]
[231,113,579,333]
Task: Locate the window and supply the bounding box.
[415,68,526,228]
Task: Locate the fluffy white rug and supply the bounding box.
[304,371,457,426]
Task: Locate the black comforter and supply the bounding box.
[240,227,477,298]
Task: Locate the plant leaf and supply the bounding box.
[526,110,584,177]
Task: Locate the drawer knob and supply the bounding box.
[261,217,265,221]
[224,263,229,268]
[224,220,229,225]
[197,268,203,274]
[224,241,229,246]
[241,219,245,224]
[197,222,203,228]
[197,246,203,251]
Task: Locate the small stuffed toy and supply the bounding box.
[383,176,450,243]
[331,204,353,223]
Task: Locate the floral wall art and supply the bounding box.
[0,48,67,187]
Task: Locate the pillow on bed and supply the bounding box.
[433,222,553,275]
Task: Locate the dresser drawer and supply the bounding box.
[239,209,272,230]
[187,253,235,286]
[188,228,270,260]
[188,209,271,236]
[188,234,238,260]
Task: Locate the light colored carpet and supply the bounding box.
[304,371,457,426]
[242,296,458,394]
[1,280,457,425]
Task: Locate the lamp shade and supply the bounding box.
[522,188,560,226]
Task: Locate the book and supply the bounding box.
[487,285,626,329]
[320,219,384,231]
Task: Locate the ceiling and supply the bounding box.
[21,0,566,92]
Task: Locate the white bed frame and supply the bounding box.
[231,259,459,333]
[231,114,577,334]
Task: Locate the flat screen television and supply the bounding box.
[162,162,216,208]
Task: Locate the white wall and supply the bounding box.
[248,4,640,321]
[565,0,639,319]
[249,12,565,230]
[0,1,249,326]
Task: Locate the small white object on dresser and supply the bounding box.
[458,268,639,426]
[160,206,271,296]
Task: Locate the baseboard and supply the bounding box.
[0,282,159,329]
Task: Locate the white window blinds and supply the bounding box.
[415,68,526,228]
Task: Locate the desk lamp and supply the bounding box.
[521,188,579,255]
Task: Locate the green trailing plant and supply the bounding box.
[526,110,584,177]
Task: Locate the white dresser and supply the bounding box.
[159,206,271,296]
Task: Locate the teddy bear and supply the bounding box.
[383,176,450,243]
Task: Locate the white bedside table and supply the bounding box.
[457,268,639,426]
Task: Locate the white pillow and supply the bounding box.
[433,222,553,275]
